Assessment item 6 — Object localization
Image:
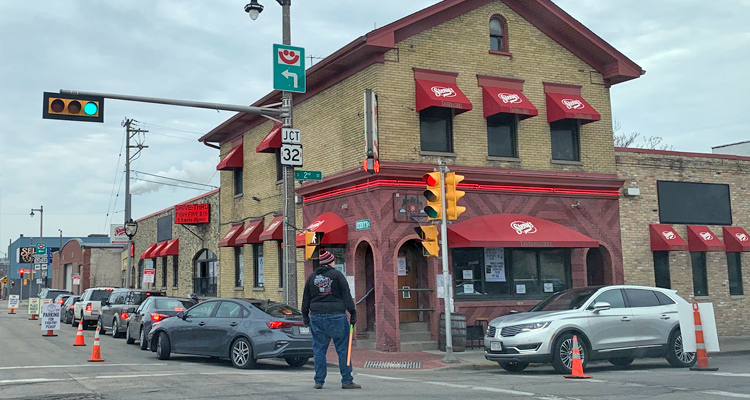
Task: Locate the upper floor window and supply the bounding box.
[550,119,580,161]
[487,113,517,158]
[275,149,283,181]
[233,168,243,196]
[420,107,453,153]
[490,16,508,52]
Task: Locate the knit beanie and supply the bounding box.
[319,249,335,265]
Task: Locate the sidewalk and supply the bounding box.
[328,336,750,371]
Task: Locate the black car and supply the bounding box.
[61,295,80,324]
[126,296,196,350]
[99,288,165,338]
[148,298,312,369]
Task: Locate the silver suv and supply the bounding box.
[484,285,697,373]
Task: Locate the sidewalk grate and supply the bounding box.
[363,361,421,369]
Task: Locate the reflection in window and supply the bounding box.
[233,168,243,196]
[420,107,453,153]
[592,289,625,308]
[550,119,580,161]
[489,16,507,52]
[487,113,517,158]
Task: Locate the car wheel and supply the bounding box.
[125,324,135,344]
[498,361,529,372]
[156,332,171,360]
[609,357,635,367]
[285,357,309,368]
[113,319,123,338]
[666,329,696,368]
[230,337,256,369]
[82,315,89,330]
[97,317,106,335]
[71,314,78,327]
[139,328,149,350]
[551,332,588,374]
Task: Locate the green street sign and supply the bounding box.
[35,243,47,255]
[273,44,306,93]
[294,170,322,181]
[355,219,371,231]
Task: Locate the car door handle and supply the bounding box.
[198,322,207,326]
[621,317,632,322]
[230,322,239,327]
[660,315,671,320]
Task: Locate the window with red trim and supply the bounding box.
[490,15,508,52]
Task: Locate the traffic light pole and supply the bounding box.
[439,163,458,363]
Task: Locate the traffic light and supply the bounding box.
[11,280,15,287]
[304,232,324,260]
[19,269,25,279]
[422,172,442,220]
[43,92,104,123]
[414,225,439,257]
[445,172,466,220]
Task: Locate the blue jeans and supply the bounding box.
[310,313,352,386]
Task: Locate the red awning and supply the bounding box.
[256,124,282,153]
[158,239,179,257]
[216,144,243,170]
[140,243,158,259]
[723,227,750,252]
[236,219,264,245]
[545,93,601,124]
[687,225,725,252]
[649,224,687,251]
[295,212,348,247]
[482,87,538,119]
[218,223,244,247]
[149,241,168,258]
[415,79,472,114]
[447,214,598,248]
[259,215,284,241]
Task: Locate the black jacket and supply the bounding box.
[302,265,356,318]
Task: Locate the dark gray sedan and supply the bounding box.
[148,298,312,369]
[125,296,196,350]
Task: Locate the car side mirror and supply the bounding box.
[592,302,611,312]
[126,307,136,314]
[177,311,185,320]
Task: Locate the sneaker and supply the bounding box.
[341,383,362,389]
[313,384,323,389]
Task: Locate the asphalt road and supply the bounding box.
[1,308,749,400]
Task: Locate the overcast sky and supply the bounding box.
[1,0,748,256]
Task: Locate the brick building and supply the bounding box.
[617,148,750,336]
[51,240,124,295]
[200,0,643,351]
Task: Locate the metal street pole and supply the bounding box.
[439,163,458,363]
[125,121,133,289]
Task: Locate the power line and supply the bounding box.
[132,171,218,188]
[131,177,215,191]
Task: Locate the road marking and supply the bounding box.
[703,391,750,399]
[1,370,278,386]
[358,373,536,396]
[709,372,750,378]
[0,363,165,371]
[0,378,66,384]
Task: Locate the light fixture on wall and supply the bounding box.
[251,196,261,202]
[571,200,581,209]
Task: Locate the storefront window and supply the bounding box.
[653,251,671,289]
[727,252,743,296]
[329,247,347,275]
[253,244,264,288]
[691,252,708,296]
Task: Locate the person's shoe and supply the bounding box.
[313,384,323,389]
[341,383,362,389]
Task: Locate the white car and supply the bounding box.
[72,287,116,329]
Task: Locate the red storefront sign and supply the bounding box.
[175,204,210,224]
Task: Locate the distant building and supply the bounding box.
[712,140,750,157]
[51,239,125,295]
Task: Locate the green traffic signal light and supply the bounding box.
[43,92,104,123]
[84,101,98,115]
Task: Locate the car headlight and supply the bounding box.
[520,321,550,332]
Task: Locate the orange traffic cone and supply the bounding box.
[43,329,57,337]
[73,319,86,346]
[87,326,105,362]
[8,308,15,314]
[564,335,591,379]
[689,302,718,371]
[29,313,37,320]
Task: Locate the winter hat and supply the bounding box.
[318,249,335,265]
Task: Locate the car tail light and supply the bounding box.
[69,305,75,309]
[86,303,92,312]
[58,300,64,304]
[266,321,305,329]
[151,313,170,322]
[120,312,129,320]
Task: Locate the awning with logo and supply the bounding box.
[158,239,179,257]
[140,243,158,259]
[259,215,285,241]
[256,124,282,154]
[482,87,538,119]
[415,79,472,114]
[295,212,348,247]
[723,227,750,252]
[447,214,598,248]
[545,93,600,124]
[236,219,264,245]
[216,144,243,170]
[649,224,687,251]
[218,223,244,247]
[687,225,725,252]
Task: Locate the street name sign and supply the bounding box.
[294,170,322,181]
[34,255,48,264]
[280,143,303,167]
[356,219,371,231]
[273,44,306,93]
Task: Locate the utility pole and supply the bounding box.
[122,119,147,289]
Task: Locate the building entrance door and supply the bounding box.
[397,241,426,323]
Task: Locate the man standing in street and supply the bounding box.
[302,249,361,390]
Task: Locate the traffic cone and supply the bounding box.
[689,302,718,371]
[29,313,37,320]
[87,326,105,362]
[564,335,591,379]
[8,308,15,314]
[43,329,57,337]
[73,319,86,346]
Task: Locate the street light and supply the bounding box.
[30,205,44,288]
[125,219,138,288]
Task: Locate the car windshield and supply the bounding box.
[530,287,601,311]
[90,290,114,301]
[154,299,194,311]
[44,291,68,299]
[131,292,164,305]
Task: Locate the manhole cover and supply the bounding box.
[363,361,421,369]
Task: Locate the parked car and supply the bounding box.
[484,285,697,373]
[126,296,197,350]
[148,298,313,369]
[38,288,73,300]
[61,295,80,324]
[73,287,116,329]
[99,288,165,338]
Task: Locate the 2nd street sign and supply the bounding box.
[294,170,322,181]
[273,44,306,93]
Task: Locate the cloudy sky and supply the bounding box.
[1,0,748,255]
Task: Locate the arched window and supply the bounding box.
[490,16,508,52]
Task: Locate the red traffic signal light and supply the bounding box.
[43,92,104,123]
[19,269,26,278]
[422,172,442,220]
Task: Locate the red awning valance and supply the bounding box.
[140,243,158,259]
[256,125,282,153]
[415,79,472,114]
[159,239,179,257]
[295,212,348,247]
[236,219,264,245]
[687,225,725,252]
[649,224,687,251]
[447,214,598,248]
[545,93,600,124]
[149,241,168,258]
[723,227,750,252]
[259,215,284,241]
[482,87,538,119]
[216,144,243,170]
[218,223,244,247]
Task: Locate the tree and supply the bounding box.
[613,120,673,150]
